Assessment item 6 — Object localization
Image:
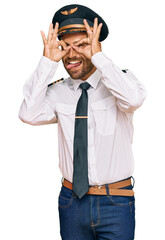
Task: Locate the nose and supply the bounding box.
[67,46,78,58]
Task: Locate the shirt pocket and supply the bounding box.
[56,103,76,141]
[91,96,117,136]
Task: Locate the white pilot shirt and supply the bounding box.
[19,51,147,186]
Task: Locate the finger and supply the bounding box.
[72,45,84,54]
[61,46,71,57]
[40,31,47,45]
[57,40,67,50]
[47,23,53,41]
[74,38,89,46]
[72,45,91,59]
[95,23,103,40]
[52,22,59,40]
[93,18,98,36]
[83,19,93,38]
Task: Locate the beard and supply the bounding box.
[62,56,95,80]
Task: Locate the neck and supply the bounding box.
[81,66,97,80]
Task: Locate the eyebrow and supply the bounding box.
[64,40,79,46]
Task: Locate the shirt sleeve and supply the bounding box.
[19,56,59,125]
[91,51,147,112]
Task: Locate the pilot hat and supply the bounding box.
[52,4,109,42]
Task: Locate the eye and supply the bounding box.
[78,43,87,47]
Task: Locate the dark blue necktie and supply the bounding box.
[73,82,91,199]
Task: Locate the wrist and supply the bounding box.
[91,44,102,56]
[92,49,102,57]
[43,54,60,63]
[91,51,111,70]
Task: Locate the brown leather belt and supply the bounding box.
[62,178,134,197]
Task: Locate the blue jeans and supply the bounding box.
[58,177,135,240]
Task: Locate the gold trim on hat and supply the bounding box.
[58,28,90,35]
[58,30,67,34]
[58,24,93,33]
[61,7,78,15]
[69,28,91,32]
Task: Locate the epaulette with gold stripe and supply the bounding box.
[48,78,64,87]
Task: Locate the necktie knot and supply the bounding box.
[79,82,91,91]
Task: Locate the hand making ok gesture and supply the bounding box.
[72,18,103,60]
[40,22,71,62]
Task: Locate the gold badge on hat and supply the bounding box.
[61,7,78,15]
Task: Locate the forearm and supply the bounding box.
[19,56,59,125]
[91,52,147,112]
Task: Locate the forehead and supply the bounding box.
[61,32,88,44]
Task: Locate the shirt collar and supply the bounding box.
[70,69,101,91]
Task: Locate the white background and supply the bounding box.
[0,0,164,239]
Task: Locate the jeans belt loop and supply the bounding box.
[61,177,64,185]
[131,176,135,188]
[105,184,110,197]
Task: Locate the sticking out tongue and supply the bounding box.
[67,62,82,69]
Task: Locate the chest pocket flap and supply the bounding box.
[56,103,76,115]
[91,96,117,136]
[91,95,116,110]
[56,103,76,141]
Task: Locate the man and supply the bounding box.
[19,4,147,240]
